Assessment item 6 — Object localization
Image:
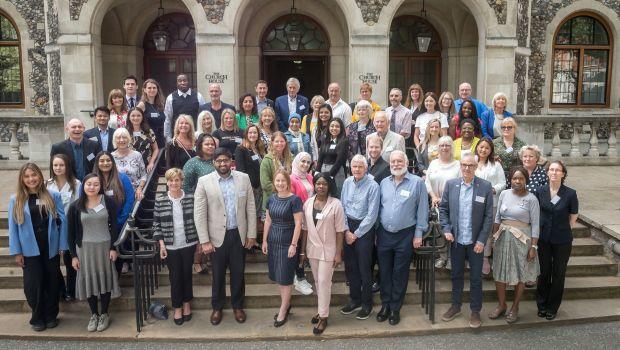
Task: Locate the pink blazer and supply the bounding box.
[302,196,347,262]
[291,173,314,203]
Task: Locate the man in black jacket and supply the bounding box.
[50,118,102,181]
[83,106,116,153]
[255,80,274,114]
[367,134,390,185]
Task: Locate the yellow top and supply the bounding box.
[300,114,318,135]
[351,100,382,123]
[453,137,480,160]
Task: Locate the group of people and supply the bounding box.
[9,74,579,335]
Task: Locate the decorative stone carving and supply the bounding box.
[514,55,527,115]
[196,0,230,24]
[46,0,63,115]
[69,0,89,20]
[355,0,390,26]
[486,0,507,25]
[527,0,620,115]
[517,0,529,47]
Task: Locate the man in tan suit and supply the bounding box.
[194,147,256,325]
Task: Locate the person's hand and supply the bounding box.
[474,242,485,254]
[160,246,168,260]
[431,196,440,207]
[300,253,307,266]
[245,238,256,250]
[413,237,423,248]
[202,242,215,254]
[72,257,80,270]
[492,188,496,194]
[287,245,297,258]
[147,163,155,173]
[527,247,537,262]
[261,241,268,255]
[333,252,342,268]
[135,188,144,201]
[345,231,357,245]
[109,250,118,262]
[444,232,454,242]
[15,254,24,268]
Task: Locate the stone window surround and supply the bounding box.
[0,9,25,109]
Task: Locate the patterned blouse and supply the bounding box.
[260,129,272,150]
[346,120,376,162]
[112,150,147,190]
[131,128,157,167]
[493,136,526,182]
[109,110,128,129]
[526,165,549,194]
[182,156,215,193]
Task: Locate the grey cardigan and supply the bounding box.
[152,193,198,246]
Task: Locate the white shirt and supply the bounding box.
[415,111,449,141]
[166,191,195,250]
[164,88,206,140]
[329,99,353,126]
[475,161,507,207]
[424,159,461,198]
[46,179,81,214]
[288,95,297,116]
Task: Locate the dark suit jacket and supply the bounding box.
[369,156,391,185]
[274,94,309,131]
[84,127,116,153]
[534,184,579,245]
[258,98,275,109]
[438,176,494,245]
[50,138,102,180]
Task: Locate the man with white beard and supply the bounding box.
[376,150,429,326]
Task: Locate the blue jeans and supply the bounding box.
[450,242,483,312]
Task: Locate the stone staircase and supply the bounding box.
[0,200,619,316]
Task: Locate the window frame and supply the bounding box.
[0,10,24,109]
[550,12,613,108]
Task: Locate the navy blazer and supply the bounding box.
[535,184,579,245]
[50,138,102,180]
[439,176,494,245]
[84,127,116,153]
[8,190,68,258]
[274,94,309,131]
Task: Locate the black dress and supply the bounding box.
[143,102,166,149]
[266,194,302,285]
[165,139,196,169]
[213,129,244,158]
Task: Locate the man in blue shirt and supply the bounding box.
[340,155,380,320]
[376,150,429,326]
[438,154,494,328]
[454,82,488,116]
[50,118,102,181]
[84,106,116,153]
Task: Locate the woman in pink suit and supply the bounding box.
[300,173,346,335]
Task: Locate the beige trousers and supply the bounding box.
[309,258,335,318]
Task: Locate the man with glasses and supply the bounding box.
[438,154,494,328]
[194,148,256,326]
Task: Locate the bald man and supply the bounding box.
[327,82,352,126]
[50,118,102,181]
[454,82,488,116]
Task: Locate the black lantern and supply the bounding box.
[285,0,302,50]
[416,0,432,53]
[152,0,168,52]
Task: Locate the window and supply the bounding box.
[551,14,612,107]
[0,12,23,107]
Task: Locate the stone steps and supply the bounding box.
[0,276,618,313]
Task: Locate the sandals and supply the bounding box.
[506,309,519,324]
[311,313,320,324]
[487,306,507,319]
[313,317,328,335]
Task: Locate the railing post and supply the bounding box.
[607,122,617,157]
[551,122,562,157]
[588,122,600,157]
[8,122,22,160]
[569,122,581,158]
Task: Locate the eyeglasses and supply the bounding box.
[501,126,514,130]
[461,164,477,169]
[214,159,231,164]
[439,144,452,148]
[461,127,474,131]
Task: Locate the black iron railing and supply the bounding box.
[113,150,165,332]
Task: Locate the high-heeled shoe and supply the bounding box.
[274,305,292,327]
[313,317,328,335]
[311,313,320,324]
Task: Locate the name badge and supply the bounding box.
[133,131,142,137]
[551,195,561,205]
[399,190,410,198]
[93,204,105,213]
[235,137,242,144]
[475,195,485,203]
[299,105,305,111]
[239,191,247,197]
[385,146,394,152]
[105,190,114,196]
[35,199,41,205]
[315,212,324,220]
[505,147,513,153]
[329,144,336,150]
[86,153,95,161]
[251,154,260,161]
[150,112,159,118]
[89,136,98,141]
[501,204,508,212]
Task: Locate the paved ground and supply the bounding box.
[0,320,618,349]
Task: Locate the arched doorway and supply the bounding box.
[389,15,442,95]
[261,14,329,99]
[143,13,196,96]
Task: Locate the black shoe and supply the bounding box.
[31,323,46,332]
[340,301,361,315]
[63,294,75,302]
[311,313,320,324]
[356,307,373,320]
[545,312,557,321]
[371,282,380,293]
[388,310,400,325]
[537,309,547,318]
[183,313,192,322]
[46,319,59,329]
[174,317,184,326]
[376,306,390,322]
[274,305,292,327]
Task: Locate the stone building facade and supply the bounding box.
[0,0,619,160]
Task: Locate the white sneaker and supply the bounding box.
[97,313,110,332]
[87,314,98,332]
[434,258,446,268]
[294,276,313,295]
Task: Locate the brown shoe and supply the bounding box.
[469,312,482,328]
[441,305,461,322]
[233,308,246,323]
[210,309,222,325]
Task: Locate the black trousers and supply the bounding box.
[377,225,414,312]
[23,255,60,325]
[59,251,76,298]
[536,241,572,314]
[167,245,195,308]
[211,228,246,310]
[343,218,375,308]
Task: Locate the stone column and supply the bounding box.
[348,34,389,107]
[480,38,517,110]
[196,33,237,104]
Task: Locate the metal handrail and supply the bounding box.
[413,207,440,324]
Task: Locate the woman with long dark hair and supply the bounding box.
[137,78,166,148]
[316,118,348,197]
[449,99,482,139]
[126,107,159,173]
[310,103,333,162]
[236,93,259,130]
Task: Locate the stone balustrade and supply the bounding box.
[0,116,64,162]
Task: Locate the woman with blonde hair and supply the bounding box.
[417,118,442,175]
[481,92,513,139]
[137,78,166,148]
[493,117,525,183]
[112,128,147,200]
[9,163,67,331]
[107,89,128,129]
[258,106,279,149]
[166,114,197,169]
[520,144,548,194]
[212,108,243,157]
[301,95,325,136]
[195,110,217,138]
[260,132,293,214]
[438,91,456,124]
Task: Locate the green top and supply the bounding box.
[493,136,525,180]
[259,153,292,210]
[236,113,260,131]
[182,156,215,193]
